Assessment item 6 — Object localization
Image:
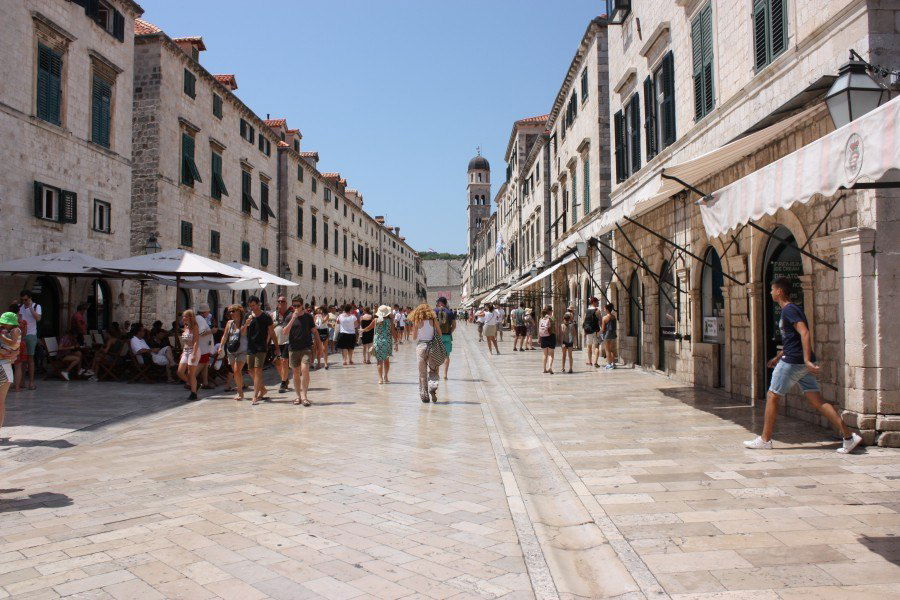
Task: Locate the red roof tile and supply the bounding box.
[134,18,161,35]
[516,114,549,125]
[213,74,238,89]
[172,36,206,50]
[322,173,340,180]
[277,141,290,148]
[299,152,319,159]
[264,118,287,128]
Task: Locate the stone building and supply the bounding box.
[0,0,143,335]
[586,0,899,445]
[423,259,463,306]
[130,18,421,322]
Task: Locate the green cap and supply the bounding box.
[0,312,18,326]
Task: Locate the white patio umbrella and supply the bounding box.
[152,275,264,290]
[225,262,298,287]
[99,249,248,321]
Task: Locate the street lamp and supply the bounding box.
[144,234,161,255]
[825,56,886,129]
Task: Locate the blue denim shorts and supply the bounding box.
[769,360,820,396]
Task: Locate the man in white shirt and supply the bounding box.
[496,306,506,341]
[129,325,175,381]
[18,290,41,391]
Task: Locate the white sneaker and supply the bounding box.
[60,371,70,381]
[743,436,772,449]
[837,432,862,454]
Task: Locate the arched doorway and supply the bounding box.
[176,288,191,318]
[763,226,804,387]
[701,248,725,387]
[628,272,643,365]
[658,261,677,371]
[206,290,220,328]
[32,275,61,337]
[87,279,111,332]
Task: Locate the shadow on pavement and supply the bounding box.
[859,536,900,566]
[0,491,73,513]
[0,439,76,449]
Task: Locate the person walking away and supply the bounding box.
[524,308,536,350]
[314,307,330,370]
[283,296,320,406]
[511,303,527,351]
[358,307,375,364]
[245,296,275,405]
[582,297,601,367]
[396,307,407,344]
[475,307,485,342]
[17,290,41,391]
[177,310,201,400]
[482,304,500,354]
[336,305,358,365]
[196,303,216,389]
[539,307,556,374]
[0,312,22,437]
[272,296,292,393]
[409,304,442,402]
[326,307,337,354]
[496,305,505,342]
[434,297,456,380]
[361,305,396,384]
[219,305,248,401]
[743,277,862,453]
[601,303,618,369]
[560,312,576,374]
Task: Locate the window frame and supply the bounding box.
[212,93,223,119]
[183,68,196,99]
[180,220,194,248]
[92,199,111,233]
[210,229,221,254]
[90,73,113,148]
[36,43,63,126]
[241,241,250,262]
[180,132,202,187]
[210,150,228,200]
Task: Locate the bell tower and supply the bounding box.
[467,149,491,254]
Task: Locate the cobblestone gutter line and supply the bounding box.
[459,328,653,599]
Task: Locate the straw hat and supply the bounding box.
[376,305,392,321]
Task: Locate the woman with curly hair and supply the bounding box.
[408,303,442,403]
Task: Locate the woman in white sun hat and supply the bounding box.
[360,305,396,384]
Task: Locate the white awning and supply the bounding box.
[482,287,504,304]
[511,252,578,291]
[700,95,900,238]
[555,104,821,252]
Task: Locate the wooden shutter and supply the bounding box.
[613,110,625,182]
[691,12,704,120]
[753,0,768,70]
[113,10,125,42]
[37,44,62,125]
[629,94,641,172]
[661,52,676,147]
[770,0,787,58]
[297,206,303,238]
[701,5,714,116]
[644,76,657,159]
[60,190,77,224]
[583,158,590,213]
[92,76,111,147]
[33,181,44,218]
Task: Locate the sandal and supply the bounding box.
[234,396,243,401]
[302,399,310,407]
[293,399,301,405]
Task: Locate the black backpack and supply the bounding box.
[582,309,599,333]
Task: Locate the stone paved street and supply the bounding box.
[1,325,899,599]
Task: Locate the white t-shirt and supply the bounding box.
[196,317,214,355]
[416,321,435,341]
[483,310,500,327]
[397,312,407,326]
[338,313,357,334]
[130,336,150,355]
[19,303,41,335]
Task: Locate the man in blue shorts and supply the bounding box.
[744,277,862,453]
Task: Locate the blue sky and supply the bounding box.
[140,0,603,253]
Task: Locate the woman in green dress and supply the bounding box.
[360,305,396,384]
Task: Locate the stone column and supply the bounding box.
[745,281,764,404]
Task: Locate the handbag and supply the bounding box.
[426,334,447,370]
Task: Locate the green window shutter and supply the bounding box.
[571,168,577,223]
[37,44,62,125]
[753,0,769,70]
[33,181,43,218]
[91,76,111,147]
[583,158,590,214]
[692,11,704,120]
[701,4,715,117]
[213,94,222,118]
[210,152,221,198]
[614,110,625,182]
[643,76,657,159]
[629,94,641,172]
[661,52,676,147]
[60,190,77,223]
[241,241,250,261]
[770,0,787,58]
[181,134,202,185]
[183,69,196,98]
[297,206,303,238]
[181,221,193,247]
[113,10,125,42]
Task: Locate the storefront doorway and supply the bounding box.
[701,248,726,387]
[763,226,804,387]
[32,275,61,338]
[658,261,677,371]
[87,279,111,332]
[628,272,642,365]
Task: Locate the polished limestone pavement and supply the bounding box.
[0,325,897,599]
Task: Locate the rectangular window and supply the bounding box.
[180,220,193,247]
[323,268,329,283]
[239,118,255,143]
[654,52,676,151]
[692,4,715,120]
[260,247,269,267]
[183,69,196,98]
[333,228,338,255]
[210,150,228,200]
[754,0,788,71]
[91,75,112,148]
[241,241,250,261]
[312,264,317,280]
[260,181,274,221]
[91,1,124,40]
[36,44,63,125]
[181,133,202,187]
[241,170,256,214]
[343,234,347,259]
[92,199,110,233]
[311,215,317,245]
[312,178,317,193]
[623,94,641,176]
[212,94,223,119]
[297,206,304,238]
[343,204,347,218]
[297,165,303,181]
[581,68,589,103]
[324,188,331,202]
[258,136,271,156]
[210,230,220,254]
[582,157,590,214]
[33,182,76,223]
[297,260,303,277]
[324,220,329,250]
[571,168,578,224]
[293,140,299,152]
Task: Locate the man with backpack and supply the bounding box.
[511,303,527,351]
[582,297,601,367]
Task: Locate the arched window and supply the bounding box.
[701,248,725,343]
[33,275,62,337]
[87,279,111,331]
